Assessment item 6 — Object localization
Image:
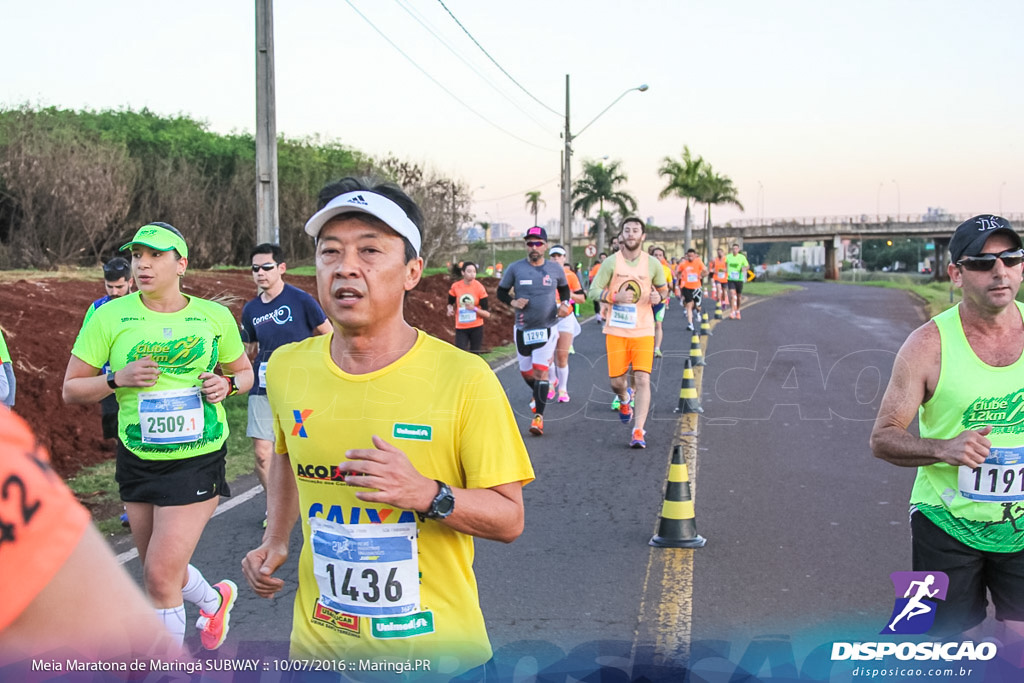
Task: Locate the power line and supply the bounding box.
[435,0,563,118]
[477,177,560,204]
[344,0,557,153]
[395,0,551,134]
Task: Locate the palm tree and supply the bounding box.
[658,146,708,252]
[476,220,491,243]
[572,159,637,256]
[694,166,744,264]
[524,191,545,226]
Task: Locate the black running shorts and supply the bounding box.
[116,443,230,506]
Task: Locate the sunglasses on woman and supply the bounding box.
[956,250,1024,271]
[251,263,278,272]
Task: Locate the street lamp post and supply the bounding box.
[891,179,901,222]
[876,181,883,222]
[757,181,764,224]
[1000,181,1008,214]
[561,75,648,255]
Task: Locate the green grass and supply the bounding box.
[481,343,516,364]
[286,265,316,276]
[743,281,802,297]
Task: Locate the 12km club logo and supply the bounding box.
[881,571,949,635]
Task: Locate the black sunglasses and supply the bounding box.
[957,250,1024,272]
[251,263,278,272]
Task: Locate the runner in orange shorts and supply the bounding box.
[588,217,669,449]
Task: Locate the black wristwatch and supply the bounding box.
[225,375,239,397]
[419,480,455,521]
[106,370,119,390]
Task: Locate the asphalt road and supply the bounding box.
[114,282,935,681]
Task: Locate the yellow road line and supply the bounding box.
[631,343,707,671]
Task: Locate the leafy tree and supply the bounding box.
[375,155,471,268]
[0,106,464,268]
[524,190,545,226]
[0,107,136,267]
[572,159,637,255]
[658,146,707,251]
[693,165,744,263]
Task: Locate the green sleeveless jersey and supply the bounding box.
[912,301,1024,552]
[725,253,749,282]
[72,292,245,460]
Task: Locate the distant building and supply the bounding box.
[923,207,951,222]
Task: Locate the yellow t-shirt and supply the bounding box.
[267,331,535,674]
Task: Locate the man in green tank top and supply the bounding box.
[872,215,1024,640]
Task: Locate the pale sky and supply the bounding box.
[3,0,1023,232]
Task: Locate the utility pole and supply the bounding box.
[255,0,280,245]
[561,75,572,249]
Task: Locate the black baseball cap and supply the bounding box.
[524,226,547,241]
[949,215,1022,263]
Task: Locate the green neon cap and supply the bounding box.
[119,223,189,258]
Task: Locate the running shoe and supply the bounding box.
[686,322,694,331]
[120,509,130,528]
[557,390,570,403]
[630,428,647,449]
[547,377,559,401]
[529,399,536,413]
[619,396,633,424]
[654,348,663,358]
[196,579,237,650]
[611,395,621,411]
[529,415,544,436]
[736,310,742,320]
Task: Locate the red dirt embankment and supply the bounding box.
[0,271,513,478]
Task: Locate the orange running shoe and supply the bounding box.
[196,580,237,650]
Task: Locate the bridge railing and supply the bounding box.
[721,213,1024,229]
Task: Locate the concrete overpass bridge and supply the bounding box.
[474,213,1024,281]
[695,212,1024,280]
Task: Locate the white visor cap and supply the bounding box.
[304,191,421,256]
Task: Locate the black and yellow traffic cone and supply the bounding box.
[714,299,724,320]
[650,445,706,548]
[700,315,712,337]
[675,356,703,414]
[689,333,706,367]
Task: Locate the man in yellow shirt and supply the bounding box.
[242,177,535,678]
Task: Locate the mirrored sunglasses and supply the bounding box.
[251,263,278,272]
[957,250,1024,271]
[526,241,545,248]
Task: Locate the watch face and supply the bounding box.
[436,495,455,515]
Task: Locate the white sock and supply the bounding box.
[555,364,569,393]
[181,564,221,615]
[156,605,187,645]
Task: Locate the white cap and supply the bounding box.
[304,191,421,256]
